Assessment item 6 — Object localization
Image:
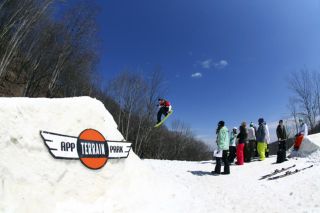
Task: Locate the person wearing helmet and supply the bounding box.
[293,118,308,151]
[256,118,267,161]
[212,121,230,175]
[228,127,238,164]
[156,98,172,124]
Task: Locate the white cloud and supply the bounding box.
[214,60,228,69]
[198,59,228,69]
[200,59,212,69]
[191,72,202,78]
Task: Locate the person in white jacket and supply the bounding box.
[264,122,270,157]
[245,122,256,162]
[294,119,308,150]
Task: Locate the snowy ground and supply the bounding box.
[144,155,320,213]
[0,97,320,213]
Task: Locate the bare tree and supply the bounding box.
[0,0,53,78]
[288,69,318,129]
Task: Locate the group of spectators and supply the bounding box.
[212,118,309,175]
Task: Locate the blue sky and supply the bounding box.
[96,0,320,143]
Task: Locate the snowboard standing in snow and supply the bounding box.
[268,165,313,180]
[259,164,296,180]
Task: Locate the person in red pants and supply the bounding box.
[294,119,308,150]
[236,122,247,165]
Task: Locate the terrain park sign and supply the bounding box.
[40,129,132,170]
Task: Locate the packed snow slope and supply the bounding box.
[0,97,191,213]
[0,97,320,213]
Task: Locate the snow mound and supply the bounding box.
[0,97,190,213]
[289,133,320,158]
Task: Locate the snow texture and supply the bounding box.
[0,97,320,213]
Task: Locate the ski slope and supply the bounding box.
[0,97,319,213]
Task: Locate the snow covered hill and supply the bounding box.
[0,97,319,213]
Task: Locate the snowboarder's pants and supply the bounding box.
[265,143,269,157]
[215,150,230,174]
[257,142,266,160]
[244,140,255,162]
[228,146,236,163]
[236,143,245,165]
[157,107,169,122]
[294,135,304,150]
[278,140,286,151]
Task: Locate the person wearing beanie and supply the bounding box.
[246,122,256,162]
[276,119,288,163]
[156,98,172,124]
[212,121,230,175]
[256,118,267,161]
[228,127,238,164]
[236,122,247,165]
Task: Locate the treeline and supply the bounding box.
[287,69,320,134]
[0,0,211,161]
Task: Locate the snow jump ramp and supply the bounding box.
[0,97,189,213]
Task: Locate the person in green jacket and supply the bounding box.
[212,120,230,175]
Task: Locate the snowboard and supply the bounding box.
[154,110,173,128]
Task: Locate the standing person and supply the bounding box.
[265,122,271,157]
[212,121,230,175]
[156,98,172,124]
[293,118,308,151]
[246,122,256,162]
[236,122,247,165]
[228,127,238,164]
[256,118,267,161]
[276,120,287,150]
[276,120,288,163]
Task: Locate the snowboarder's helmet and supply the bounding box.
[250,122,254,127]
[279,120,283,124]
[258,118,264,124]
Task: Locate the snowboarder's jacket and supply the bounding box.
[265,124,271,144]
[237,126,247,144]
[159,100,171,107]
[247,127,256,140]
[276,124,287,140]
[298,123,308,136]
[159,100,172,111]
[256,123,267,142]
[217,126,229,150]
[229,132,237,146]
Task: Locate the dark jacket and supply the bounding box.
[276,124,287,140]
[256,123,266,142]
[237,126,248,144]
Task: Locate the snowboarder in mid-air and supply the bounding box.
[155,98,172,127]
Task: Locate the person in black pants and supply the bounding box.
[276,120,287,150]
[212,121,230,175]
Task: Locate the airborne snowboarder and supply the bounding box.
[155,98,173,127]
